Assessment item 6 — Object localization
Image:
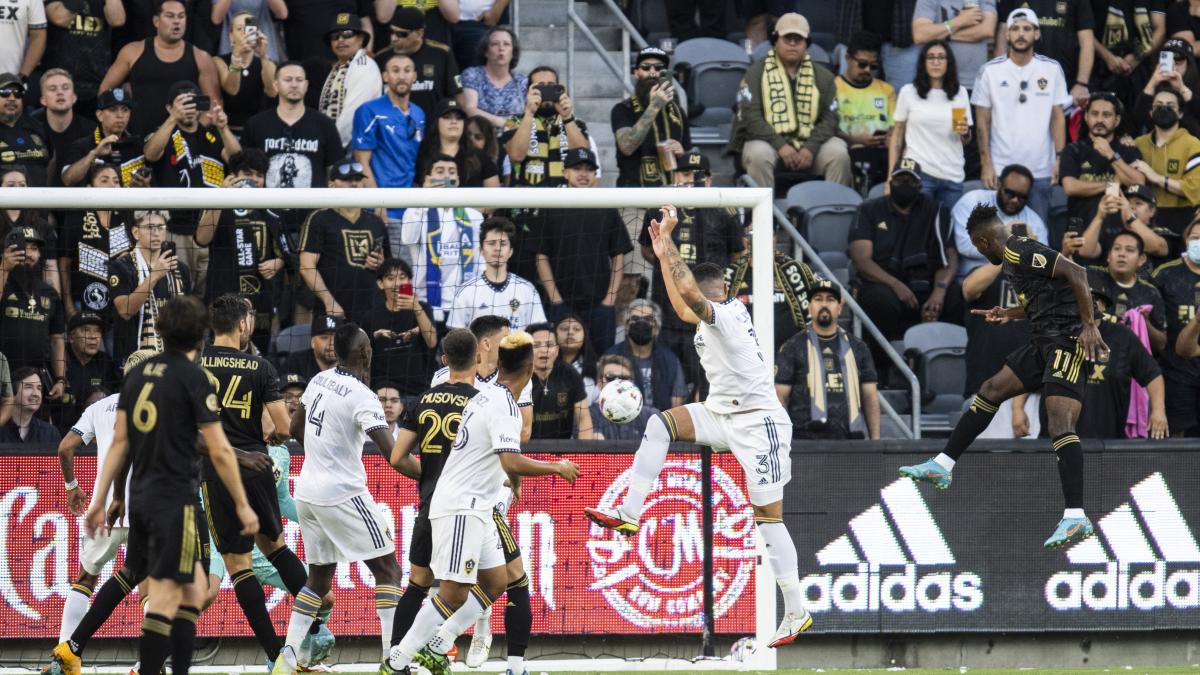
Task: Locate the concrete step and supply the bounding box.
[517,0,624,27]
[518,24,626,52]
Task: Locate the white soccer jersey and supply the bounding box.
[429,380,522,518]
[72,394,128,527]
[0,0,46,76]
[296,368,389,506]
[447,273,546,331]
[695,298,785,415]
[432,366,532,407]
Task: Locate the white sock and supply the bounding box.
[60,585,93,643]
[934,453,955,471]
[430,591,489,654]
[507,655,525,673]
[1063,508,1086,519]
[759,521,803,616]
[284,611,317,654]
[621,414,671,518]
[474,604,492,638]
[391,598,451,667]
[377,607,393,655]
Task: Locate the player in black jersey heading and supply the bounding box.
[385,328,479,668]
[86,295,258,675]
[200,294,322,664]
[901,204,1109,550]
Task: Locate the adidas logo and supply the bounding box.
[801,478,983,613]
[1046,472,1200,611]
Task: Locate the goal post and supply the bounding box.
[6,185,780,669]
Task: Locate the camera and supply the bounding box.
[193,95,212,112]
[134,166,152,181]
[536,83,564,104]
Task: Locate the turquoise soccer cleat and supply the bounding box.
[307,623,335,665]
[1044,516,1094,549]
[898,458,953,490]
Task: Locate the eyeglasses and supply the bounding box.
[1001,186,1029,201]
[333,161,365,177]
[602,373,629,383]
[390,29,412,38]
[925,53,948,62]
[331,29,359,40]
[853,58,881,70]
[138,223,167,231]
[1019,80,1028,104]
[637,63,667,72]
[0,87,23,99]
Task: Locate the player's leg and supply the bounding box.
[52,565,139,675]
[140,501,203,675]
[364,553,404,656]
[1040,339,1095,548]
[499,519,531,674]
[275,562,335,675]
[139,577,182,675]
[391,515,435,649]
[60,570,99,645]
[901,361,1029,487]
[585,405,698,533]
[169,562,206,675]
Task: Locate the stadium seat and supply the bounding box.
[795,0,837,50]
[867,182,887,200]
[808,42,832,69]
[817,250,851,286]
[273,323,312,360]
[784,181,863,253]
[631,0,671,45]
[903,322,968,413]
[673,38,750,142]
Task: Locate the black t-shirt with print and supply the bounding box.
[532,206,632,310]
[108,252,192,366]
[30,111,96,187]
[1151,258,1200,378]
[531,360,587,439]
[1086,266,1166,330]
[299,208,389,322]
[0,278,66,370]
[1076,316,1160,438]
[241,109,344,190]
[64,348,121,421]
[1058,137,1142,222]
[149,125,227,235]
[0,116,52,186]
[359,302,436,396]
[59,209,136,317]
[611,97,690,187]
[775,329,877,440]
[281,0,372,62]
[44,0,114,101]
[965,272,1033,394]
[202,208,285,316]
[61,129,148,186]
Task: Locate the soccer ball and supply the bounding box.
[599,379,643,424]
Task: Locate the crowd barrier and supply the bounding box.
[0,439,1196,637]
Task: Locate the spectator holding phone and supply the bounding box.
[359,258,437,397]
[108,210,191,365]
[503,66,589,187]
[611,46,688,188]
[61,87,147,187]
[836,31,897,189]
[1132,40,1200,137]
[213,11,278,134]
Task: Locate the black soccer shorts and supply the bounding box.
[125,500,205,583]
[202,469,284,555]
[410,507,521,568]
[1004,335,1089,401]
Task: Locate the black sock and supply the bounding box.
[943,394,1000,461]
[390,581,429,647]
[266,546,309,597]
[1052,433,1085,509]
[139,613,173,675]
[170,606,199,675]
[504,574,531,658]
[70,568,135,653]
[232,568,282,660]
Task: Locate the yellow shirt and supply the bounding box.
[834,76,896,138]
[1134,128,1200,209]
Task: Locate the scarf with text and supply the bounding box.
[762,50,818,147]
[629,93,686,186]
[424,208,476,307]
[727,252,814,331]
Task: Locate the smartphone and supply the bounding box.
[1106,181,1120,198]
[1011,222,1029,237]
[193,95,212,112]
[160,240,176,256]
[536,83,564,103]
[398,283,414,297]
[134,165,152,180]
[244,22,258,47]
[1161,49,1175,75]
[660,70,673,83]
[1066,217,1084,235]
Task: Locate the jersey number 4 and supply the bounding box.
[308,393,326,436]
[220,375,254,419]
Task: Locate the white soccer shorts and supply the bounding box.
[296,494,395,565]
[684,402,792,506]
[80,526,129,576]
[430,511,506,584]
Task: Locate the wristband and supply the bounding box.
[1126,214,1138,225]
[944,20,954,35]
[1075,80,1088,88]
[561,116,576,125]
[1164,175,1169,190]
[65,479,78,491]
[935,281,949,290]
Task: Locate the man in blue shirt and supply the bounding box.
[353,52,425,247]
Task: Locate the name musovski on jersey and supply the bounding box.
[802,478,982,613]
[1047,472,1200,611]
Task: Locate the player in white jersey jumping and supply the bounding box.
[381,332,579,675]
[429,314,533,667]
[272,324,405,675]
[586,206,812,648]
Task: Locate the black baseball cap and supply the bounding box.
[311,313,345,335]
[1125,183,1156,206]
[96,87,134,110]
[1163,38,1191,58]
[390,7,424,30]
[330,159,366,181]
[327,12,368,40]
[0,73,24,93]
[434,98,467,119]
[68,312,106,333]
[892,157,923,180]
[635,46,670,68]
[678,149,709,174]
[4,226,45,248]
[563,147,598,169]
[282,372,308,390]
[166,80,199,104]
[811,277,842,302]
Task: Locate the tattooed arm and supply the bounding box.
[649,205,711,325]
[614,82,673,157]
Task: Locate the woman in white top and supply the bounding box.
[889,40,973,210]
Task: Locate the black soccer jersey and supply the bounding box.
[1086,266,1167,330]
[1152,258,1200,377]
[399,381,476,517]
[1002,235,1081,338]
[119,352,220,508]
[199,345,282,474]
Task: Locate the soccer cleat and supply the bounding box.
[39,660,64,675]
[1044,516,1095,549]
[767,609,813,648]
[899,458,953,490]
[307,623,336,665]
[506,670,529,675]
[270,645,298,675]
[465,607,492,668]
[376,658,410,675]
[412,646,451,675]
[584,506,640,536]
[51,642,81,675]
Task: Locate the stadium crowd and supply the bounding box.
[0,0,1198,447]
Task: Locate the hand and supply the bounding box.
[648,212,667,259]
[365,247,385,271]
[373,328,397,340]
[95,134,120,156]
[953,5,984,28]
[665,138,685,156]
[794,146,814,171]
[66,486,88,516]
[555,91,574,120]
[1091,135,1113,159]
[106,499,125,528]
[1061,231,1084,256]
[231,32,253,62]
[1052,156,1060,186]
[326,301,346,318]
[1149,408,1169,439]
[85,502,107,538]
[170,92,196,124]
[556,459,580,482]
[1078,322,1109,362]
[151,249,178,275]
[1,244,24,272]
[971,305,1012,324]
[524,86,543,115]
[1012,407,1030,438]
[210,104,229,130]
[892,281,919,310]
[504,477,521,505]
[253,31,269,59]
[652,204,679,241]
[48,381,65,400]
[394,291,416,311]
[235,448,274,474]
[777,144,804,171]
[1105,51,1131,75]
[921,287,945,321]
[481,4,502,26]
[127,169,152,188]
[1131,159,1161,184]
[980,162,997,189]
[1070,83,1089,109]
[236,501,260,536]
[258,258,282,279]
[649,81,674,109]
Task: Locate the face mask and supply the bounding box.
[627,318,655,345]
[1152,106,1180,129]
[1187,239,1200,264]
[890,182,921,207]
